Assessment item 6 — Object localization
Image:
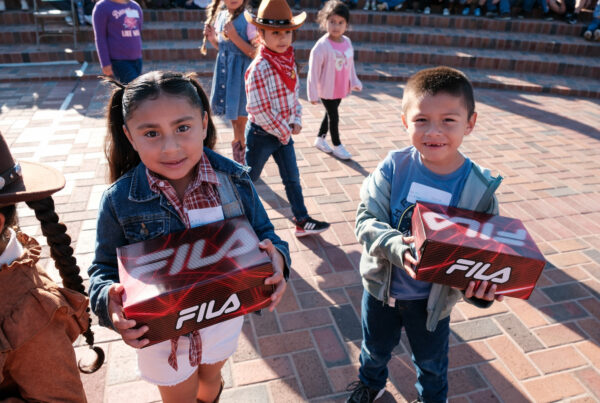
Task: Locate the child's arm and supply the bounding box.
[92,4,113,77]
[355,164,411,270]
[348,39,362,92]
[224,21,257,59]
[204,24,218,51]
[293,69,302,130]
[307,43,324,104]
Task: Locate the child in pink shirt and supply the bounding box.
[307,0,362,160]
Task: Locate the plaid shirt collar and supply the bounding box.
[146,153,220,195]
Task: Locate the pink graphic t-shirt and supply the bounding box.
[328,38,351,99]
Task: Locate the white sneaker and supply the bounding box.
[443,7,449,15]
[0,0,6,11]
[333,144,352,160]
[21,0,28,10]
[363,0,370,9]
[314,136,333,153]
[423,6,431,13]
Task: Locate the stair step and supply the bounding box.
[2,21,598,57]
[1,60,597,98]
[1,39,597,78]
[0,8,590,36]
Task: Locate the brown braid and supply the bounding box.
[25,197,105,374]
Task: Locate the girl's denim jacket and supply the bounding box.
[88,148,291,329]
[355,151,502,332]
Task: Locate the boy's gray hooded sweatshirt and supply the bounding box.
[355,158,502,331]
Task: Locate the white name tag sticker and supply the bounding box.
[188,206,224,228]
[406,182,452,206]
[125,9,140,18]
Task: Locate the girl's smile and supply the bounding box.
[123,95,208,198]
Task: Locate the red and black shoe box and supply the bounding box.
[117,216,273,347]
[411,202,545,299]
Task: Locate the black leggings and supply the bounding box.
[318,98,342,146]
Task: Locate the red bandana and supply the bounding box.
[260,45,297,92]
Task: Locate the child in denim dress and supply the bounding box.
[583,0,600,40]
[203,0,259,164]
[88,71,290,403]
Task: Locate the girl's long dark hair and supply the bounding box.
[24,197,104,373]
[105,71,218,183]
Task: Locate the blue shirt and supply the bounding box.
[384,146,472,300]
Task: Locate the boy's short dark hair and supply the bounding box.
[402,66,475,118]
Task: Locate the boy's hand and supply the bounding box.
[464,280,504,302]
[401,235,417,279]
[108,283,149,348]
[290,124,302,134]
[259,239,287,312]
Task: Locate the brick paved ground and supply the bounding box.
[0,77,599,402]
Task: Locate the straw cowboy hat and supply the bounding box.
[244,0,306,30]
[0,133,65,206]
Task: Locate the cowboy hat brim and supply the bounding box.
[0,161,65,206]
[244,10,306,30]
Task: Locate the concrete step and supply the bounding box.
[2,21,598,57]
[1,59,598,98]
[1,39,597,78]
[0,7,590,36]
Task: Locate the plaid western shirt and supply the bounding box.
[146,153,221,370]
[245,54,302,145]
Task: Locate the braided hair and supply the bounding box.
[25,197,104,373]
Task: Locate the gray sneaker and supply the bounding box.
[314,136,333,153]
[333,144,352,160]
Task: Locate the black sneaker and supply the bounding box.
[294,217,330,237]
[346,380,384,403]
[496,12,510,20]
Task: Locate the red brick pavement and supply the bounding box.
[0,77,599,402]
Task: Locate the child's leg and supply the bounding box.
[402,299,451,403]
[231,117,247,164]
[317,107,329,138]
[271,138,309,222]
[322,99,342,146]
[158,371,200,403]
[357,290,403,391]
[196,360,227,402]
[245,122,281,182]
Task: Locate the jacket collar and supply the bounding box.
[128,148,250,203]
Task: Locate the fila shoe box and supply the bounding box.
[411,202,545,299]
[117,216,273,346]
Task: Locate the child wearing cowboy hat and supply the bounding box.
[0,133,103,401]
[244,0,331,237]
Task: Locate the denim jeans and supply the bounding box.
[358,290,450,403]
[522,0,548,13]
[111,58,142,85]
[245,122,309,222]
[486,0,511,13]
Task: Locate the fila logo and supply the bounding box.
[446,258,511,284]
[129,227,256,279]
[175,293,241,330]
[422,211,527,247]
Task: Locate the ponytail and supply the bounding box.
[201,0,223,55]
[25,197,105,374]
[105,78,141,183]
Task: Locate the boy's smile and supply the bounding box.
[402,92,477,175]
[261,29,293,53]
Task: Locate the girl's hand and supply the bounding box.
[107,283,150,348]
[102,65,114,78]
[464,280,505,302]
[310,101,319,105]
[259,239,287,312]
[204,24,216,42]
[401,235,417,279]
[352,86,362,92]
[290,124,302,134]
[223,21,239,40]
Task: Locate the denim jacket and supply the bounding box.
[88,148,291,329]
[355,150,502,331]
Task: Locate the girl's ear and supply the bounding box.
[123,124,137,151]
[0,214,5,234]
[203,111,208,131]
